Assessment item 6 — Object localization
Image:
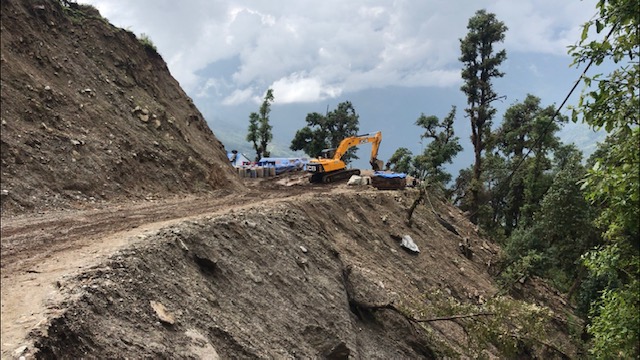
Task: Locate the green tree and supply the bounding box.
[387,147,413,173]
[503,153,599,292]
[290,101,360,162]
[452,167,474,211]
[478,152,510,239]
[569,0,639,356]
[459,9,508,223]
[412,106,462,185]
[247,89,275,161]
[494,95,565,234]
[552,143,583,172]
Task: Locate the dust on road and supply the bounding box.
[0,174,342,357]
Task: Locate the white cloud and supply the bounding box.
[528,64,540,77]
[222,88,254,105]
[196,78,224,98]
[271,73,342,104]
[81,0,597,105]
[489,0,595,54]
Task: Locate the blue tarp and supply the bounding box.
[374,171,407,179]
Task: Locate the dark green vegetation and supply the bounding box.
[568,0,639,356]
[452,2,638,358]
[458,10,508,224]
[387,106,462,186]
[290,101,360,163]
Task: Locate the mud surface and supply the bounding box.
[1,175,319,356]
[2,175,582,358]
[2,176,490,358]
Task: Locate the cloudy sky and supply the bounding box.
[81,0,604,170]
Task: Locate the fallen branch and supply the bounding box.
[352,290,567,357]
[364,302,495,324]
[413,312,495,322]
[508,333,571,358]
[435,214,461,236]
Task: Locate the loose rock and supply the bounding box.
[150,301,175,325]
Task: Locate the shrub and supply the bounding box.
[138,33,158,54]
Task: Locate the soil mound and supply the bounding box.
[0,0,241,215]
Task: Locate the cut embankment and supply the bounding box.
[29,191,571,358]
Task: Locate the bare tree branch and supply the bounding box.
[413,312,495,323]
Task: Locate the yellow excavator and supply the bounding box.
[307,131,383,183]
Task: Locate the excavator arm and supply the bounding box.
[332,131,383,171]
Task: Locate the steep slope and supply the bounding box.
[0,0,241,215]
[27,188,582,358]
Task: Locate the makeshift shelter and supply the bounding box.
[258,157,309,174]
[227,151,252,167]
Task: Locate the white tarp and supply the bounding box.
[347,175,363,185]
[401,235,420,253]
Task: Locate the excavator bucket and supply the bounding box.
[371,159,384,171]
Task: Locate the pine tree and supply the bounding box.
[247,89,274,161]
[459,10,507,223]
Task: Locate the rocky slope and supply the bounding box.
[29,188,583,358]
[0,0,241,215]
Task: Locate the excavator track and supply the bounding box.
[310,169,361,184]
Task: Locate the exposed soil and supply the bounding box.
[0,175,349,358]
[0,0,240,216]
[1,175,583,359]
[1,1,584,359]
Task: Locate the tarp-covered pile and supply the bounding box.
[371,171,407,190]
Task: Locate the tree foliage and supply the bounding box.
[459,9,507,223]
[290,101,360,162]
[494,95,566,234]
[247,89,274,161]
[387,147,413,173]
[412,106,462,184]
[455,95,566,239]
[399,290,556,358]
[502,155,600,291]
[569,0,639,357]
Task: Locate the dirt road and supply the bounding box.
[0,175,337,358]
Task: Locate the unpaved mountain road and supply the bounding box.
[0,175,345,358]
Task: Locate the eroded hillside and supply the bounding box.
[0,1,585,359]
[0,0,240,215]
[18,187,581,358]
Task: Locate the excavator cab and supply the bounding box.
[320,148,336,159]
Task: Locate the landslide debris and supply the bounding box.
[30,190,582,359]
[0,0,241,215]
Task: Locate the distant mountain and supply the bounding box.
[558,122,606,159]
